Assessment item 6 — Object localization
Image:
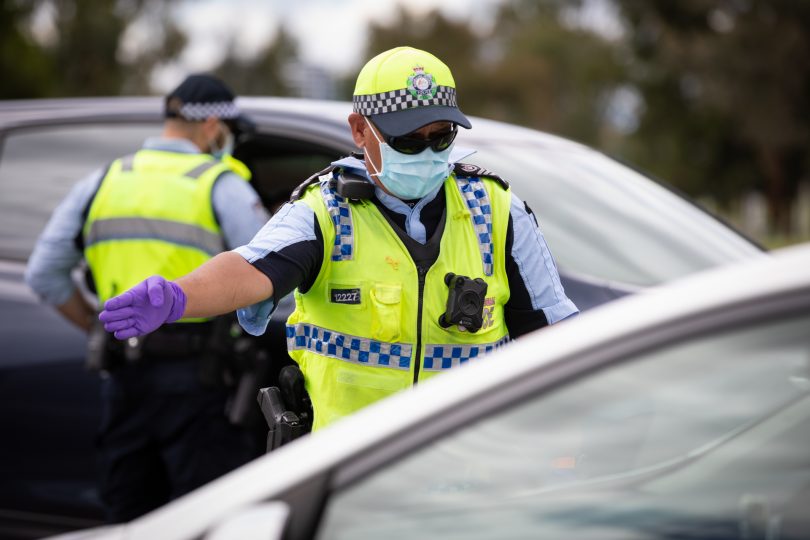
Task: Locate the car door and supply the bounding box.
[0,121,158,537]
[0,110,352,539]
[308,279,810,539]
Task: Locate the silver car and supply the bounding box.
[52,243,810,540]
[0,97,763,538]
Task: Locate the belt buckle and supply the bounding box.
[124,336,143,362]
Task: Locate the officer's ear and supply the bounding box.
[348,113,368,148]
[201,117,221,140]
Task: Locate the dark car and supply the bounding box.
[0,97,763,539]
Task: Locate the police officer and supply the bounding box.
[25,74,268,521]
[98,47,578,432]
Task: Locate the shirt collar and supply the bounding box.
[142,137,203,154]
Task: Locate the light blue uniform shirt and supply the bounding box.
[25,138,268,306]
[235,150,577,335]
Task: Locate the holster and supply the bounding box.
[256,365,312,452]
[215,319,273,427]
[257,386,307,452]
[85,318,128,371]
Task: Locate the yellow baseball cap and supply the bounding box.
[353,46,472,136]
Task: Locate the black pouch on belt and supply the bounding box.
[86,318,126,371]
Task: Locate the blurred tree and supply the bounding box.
[360,0,809,240]
[0,0,55,98]
[118,1,188,94]
[484,0,625,146]
[213,27,297,96]
[615,0,810,235]
[361,2,625,149]
[51,0,129,95]
[0,0,186,97]
[361,6,481,106]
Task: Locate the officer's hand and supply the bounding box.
[98,276,187,340]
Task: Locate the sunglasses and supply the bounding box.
[379,124,458,155]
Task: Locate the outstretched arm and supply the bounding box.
[177,251,274,318]
[99,251,274,339]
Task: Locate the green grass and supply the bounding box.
[758,234,810,250]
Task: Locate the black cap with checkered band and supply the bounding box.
[165,73,254,135]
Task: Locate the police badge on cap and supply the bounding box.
[407,66,438,99]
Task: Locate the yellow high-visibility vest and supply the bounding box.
[83,149,244,320]
[288,170,512,429]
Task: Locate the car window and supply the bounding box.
[462,140,760,287]
[318,313,810,540]
[0,123,157,261]
[234,135,344,214]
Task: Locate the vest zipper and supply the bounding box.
[413,264,429,386]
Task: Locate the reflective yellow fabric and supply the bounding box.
[221,154,252,181]
[83,150,232,318]
[353,46,457,95]
[289,172,511,430]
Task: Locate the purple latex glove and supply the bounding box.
[98,276,187,340]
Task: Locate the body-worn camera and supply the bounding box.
[439,273,488,332]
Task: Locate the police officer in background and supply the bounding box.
[98,47,578,432]
[25,74,268,522]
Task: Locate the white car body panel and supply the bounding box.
[57,245,808,540]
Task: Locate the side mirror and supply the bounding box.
[205,501,290,540]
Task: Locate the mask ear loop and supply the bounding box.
[363,116,385,177]
[207,121,227,156]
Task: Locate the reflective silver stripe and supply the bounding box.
[286,322,412,370]
[185,160,220,179]
[422,336,510,371]
[85,217,224,255]
[120,154,136,172]
[118,154,219,179]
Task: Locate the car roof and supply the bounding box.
[0,96,592,154]
[126,244,807,540]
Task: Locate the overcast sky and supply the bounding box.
[27,0,621,92]
[146,0,507,91]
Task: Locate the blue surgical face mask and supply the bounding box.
[365,117,453,200]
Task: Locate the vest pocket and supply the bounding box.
[370,283,402,342]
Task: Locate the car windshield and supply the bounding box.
[461,136,760,287]
[319,312,810,540]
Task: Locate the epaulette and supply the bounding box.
[289,165,337,201]
[453,162,509,190]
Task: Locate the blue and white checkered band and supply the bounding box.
[286,323,413,369]
[320,177,354,261]
[422,336,511,371]
[352,85,457,116]
[179,101,240,121]
[455,177,494,276]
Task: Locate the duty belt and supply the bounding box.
[111,322,213,360]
